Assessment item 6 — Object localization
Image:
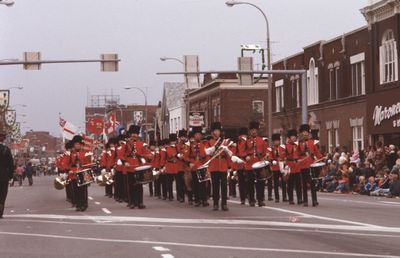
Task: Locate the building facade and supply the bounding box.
[272,0,400,152]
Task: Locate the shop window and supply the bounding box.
[252,100,264,116]
[275,80,284,112]
[380,30,398,84]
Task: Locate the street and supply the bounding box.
[0,176,399,258]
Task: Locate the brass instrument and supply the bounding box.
[96,170,114,186]
[54,174,70,190]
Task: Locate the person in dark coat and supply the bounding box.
[0,131,15,218]
[25,162,34,186]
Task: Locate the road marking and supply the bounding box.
[153,246,171,252]
[0,231,397,258]
[319,197,400,207]
[95,202,101,205]
[161,254,174,258]
[381,201,400,205]
[88,197,93,200]
[6,214,400,233]
[6,219,400,238]
[228,200,382,228]
[101,208,111,214]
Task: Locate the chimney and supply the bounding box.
[238,57,254,85]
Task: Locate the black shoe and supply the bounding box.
[222,205,229,211]
[289,201,295,205]
[202,201,209,207]
[250,202,256,207]
[213,205,219,211]
[232,195,237,198]
[162,197,167,200]
[275,200,279,203]
[240,200,245,205]
[138,204,146,209]
[150,194,153,197]
[188,201,193,206]
[268,197,273,201]
[169,197,174,201]
[129,204,135,209]
[312,202,319,207]
[258,201,265,207]
[298,200,303,205]
[179,199,185,203]
[283,198,288,202]
[75,207,82,212]
[194,202,201,207]
[303,202,309,207]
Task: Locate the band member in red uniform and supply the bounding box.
[66,135,93,212]
[298,124,323,207]
[159,139,168,200]
[176,129,188,203]
[237,127,248,205]
[114,134,127,203]
[205,122,230,211]
[244,121,267,207]
[60,141,74,204]
[185,126,209,207]
[263,137,273,201]
[99,138,117,198]
[163,134,179,201]
[120,125,151,209]
[268,133,287,203]
[281,129,302,205]
[149,140,160,197]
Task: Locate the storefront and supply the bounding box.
[367,89,400,146]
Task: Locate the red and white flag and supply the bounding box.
[105,113,120,135]
[59,117,78,141]
[82,134,95,152]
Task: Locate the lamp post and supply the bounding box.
[124,87,148,142]
[0,0,14,7]
[160,57,184,65]
[225,0,272,140]
[6,86,23,90]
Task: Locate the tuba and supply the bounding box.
[96,170,114,186]
[54,174,70,190]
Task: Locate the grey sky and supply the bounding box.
[0,0,368,136]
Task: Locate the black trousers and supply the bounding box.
[127,173,144,206]
[272,170,287,201]
[159,174,167,199]
[148,182,154,196]
[228,171,237,197]
[237,170,247,202]
[105,184,113,196]
[211,172,227,205]
[267,177,273,198]
[154,177,161,197]
[114,171,124,201]
[175,171,185,201]
[192,171,207,203]
[0,181,9,217]
[164,174,175,199]
[287,173,302,203]
[246,171,265,203]
[301,169,318,204]
[72,180,88,209]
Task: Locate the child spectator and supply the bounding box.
[364,176,378,195]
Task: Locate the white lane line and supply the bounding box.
[101,208,111,214]
[228,200,382,228]
[319,197,400,207]
[153,246,171,252]
[0,231,397,258]
[7,219,400,238]
[88,197,93,201]
[7,214,400,233]
[95,202,101,205]
[381,201,400,205]
[161,254,174,258]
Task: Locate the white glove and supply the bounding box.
[272,160,277,166]
[101,169,106,175]
[264,161,270,166]
[141,158,146,164]
[111,169,115,176]
[117,159,123,166]
[231,155,244,164]
[177,153,183,159]
[205,146,216,155]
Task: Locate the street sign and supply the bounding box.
[189,111,205,127]
[23,52,41,70]
[0,90,10,110]
[101,54,119,72]
[4,109,16,127]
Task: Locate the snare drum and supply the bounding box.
[196,165,211,183]
[76,169,95,187]
[252,161,272,181]
[134,165,154,184]
[310,162,325,180]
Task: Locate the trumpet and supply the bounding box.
[96,170,114,186]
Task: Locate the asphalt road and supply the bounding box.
[1,176,399,258]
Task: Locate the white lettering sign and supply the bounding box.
[372,102,400,126]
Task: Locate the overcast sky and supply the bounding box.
[0,0,369,136]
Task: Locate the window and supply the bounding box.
[252,100,264,116]
[275,80,284,112]
[335,64,340,99]
[170,119,173,133]
[177,117,181,130]
[307,58,319,105]
[350,117,364,152]
[380,30,398,84]
[334,128,340,147]
[328,64,336,100]
[351,53,366,96]
[327,129,333,151]
[290,77,300,108]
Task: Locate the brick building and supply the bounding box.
[271,0,400,153]
[23,131,63,157]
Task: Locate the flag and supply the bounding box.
[82,134,95,152]
[87,117,104,135]
[59,117,77,140]
[105,112,120,135]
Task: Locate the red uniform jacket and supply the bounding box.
[243,136,267,171]
[297,139,323,170]
[268,145,282,172]
[176,142,187,172]
[119,139,150,173]
[229,144,243,171]
[207,138,229,173]
[184,140,207,171]
[164,144,181,174]
[151,149,162,169]
[66,150,92,179]
[280,142,300,174]
[115,142,126,174]
[100,148,116,171]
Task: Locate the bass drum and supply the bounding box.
[310,162,325,180]
[76,169,95,187]
[196,165,211,183]
[134,165,154,184]
[252,161,272,181]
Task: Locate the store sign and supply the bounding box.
[367,90,400,134]
[189,111,205,127]
[372,102,400,126]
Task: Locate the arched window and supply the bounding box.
[380,30,398,84]
[307,58,319,105]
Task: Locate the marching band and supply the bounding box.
[54,122,325,212]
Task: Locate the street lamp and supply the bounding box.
[225,0,273,140]
[160,57,184,65]
[124,87,148,142]
[0,0,14,7]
